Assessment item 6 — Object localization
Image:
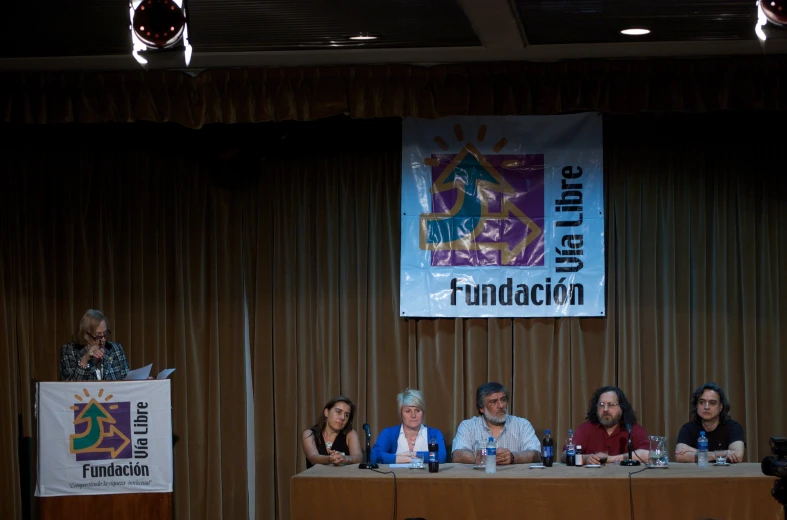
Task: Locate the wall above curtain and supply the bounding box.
[2,56,787,128]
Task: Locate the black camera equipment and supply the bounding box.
[761,436,787,514]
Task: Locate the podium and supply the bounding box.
[35,380,173,520]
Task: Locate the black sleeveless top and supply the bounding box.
[306,426,349,469]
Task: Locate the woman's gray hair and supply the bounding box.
[73,309,110,345]
[397,388,426,417]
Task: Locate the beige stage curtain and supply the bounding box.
[2,57,787,128]
[1,112,785,520]
[605,113,787,462]
[0,124,249,520]
[241,146,408,519]
[0,188,22,520]
[239,114,785,520]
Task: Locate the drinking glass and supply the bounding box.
[648,435,669,467]
[715,449,728,464]
[410,453,424,469]
[473,440,486,468]
[597,452,609,465]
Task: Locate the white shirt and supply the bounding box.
[452,415,540,453]
[396,423,428,454]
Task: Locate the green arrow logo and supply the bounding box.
[70,398,113,452]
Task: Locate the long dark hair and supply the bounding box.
[586,386,638,426]
[306,395,356,447]
[690,382,731,424]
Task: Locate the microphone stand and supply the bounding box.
[359,425,378,469]
[620,424,640,466]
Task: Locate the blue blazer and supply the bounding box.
[371,425,447,464]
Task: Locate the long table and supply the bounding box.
[291,462,784,520]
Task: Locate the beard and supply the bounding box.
[599,411,622,428]
[484,409,508,426]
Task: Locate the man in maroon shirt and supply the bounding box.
[563,386,649,465]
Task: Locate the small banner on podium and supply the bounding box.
[35,380,173,496]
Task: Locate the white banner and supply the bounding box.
[35,380,173,497]
[400,113,605,317]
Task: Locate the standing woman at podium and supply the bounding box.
[60,309,130,381]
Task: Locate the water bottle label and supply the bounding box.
[487,447,496,457]
[542,446,553,458]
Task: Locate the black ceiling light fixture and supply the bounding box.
[129,0,193,67]
[756,0,787,40]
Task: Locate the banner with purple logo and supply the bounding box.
[401,113,604,317]
[36,380,173,496]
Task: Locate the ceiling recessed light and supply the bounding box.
[621,28,651,36]
[349,33,378,40]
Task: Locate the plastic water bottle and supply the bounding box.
[485,436,497,474]
[697,431,709,467]
[566,429,576,466]
[542,429,553,467]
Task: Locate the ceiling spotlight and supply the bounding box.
[349,33,378,40]
[620,28,651,36]
[756,0,787,40]
[129,0,193,67]
[761,0,787,25]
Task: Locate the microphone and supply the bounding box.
[620,422,640,466]
[359,423,378,469]
[96,346,107,380]
[88,348,103,380]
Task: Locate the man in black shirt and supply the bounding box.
[675,382,745,463]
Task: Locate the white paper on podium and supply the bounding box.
[156,368,176,379]
[124,363,152,380]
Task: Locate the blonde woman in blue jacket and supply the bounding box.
[371,388,447,464]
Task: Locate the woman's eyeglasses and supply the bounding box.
[87,331,112,341]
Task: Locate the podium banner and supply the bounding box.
[400,113,605,317]
[36,380,173,497]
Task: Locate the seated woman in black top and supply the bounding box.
[301,395,363,468]
[675,382,745,463]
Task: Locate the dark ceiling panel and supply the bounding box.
[0,1,131,58]
[186,0,479,51]
[0,0,479,59]
[515,1,759,45]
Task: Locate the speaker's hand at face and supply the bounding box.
[88,344,105,360]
